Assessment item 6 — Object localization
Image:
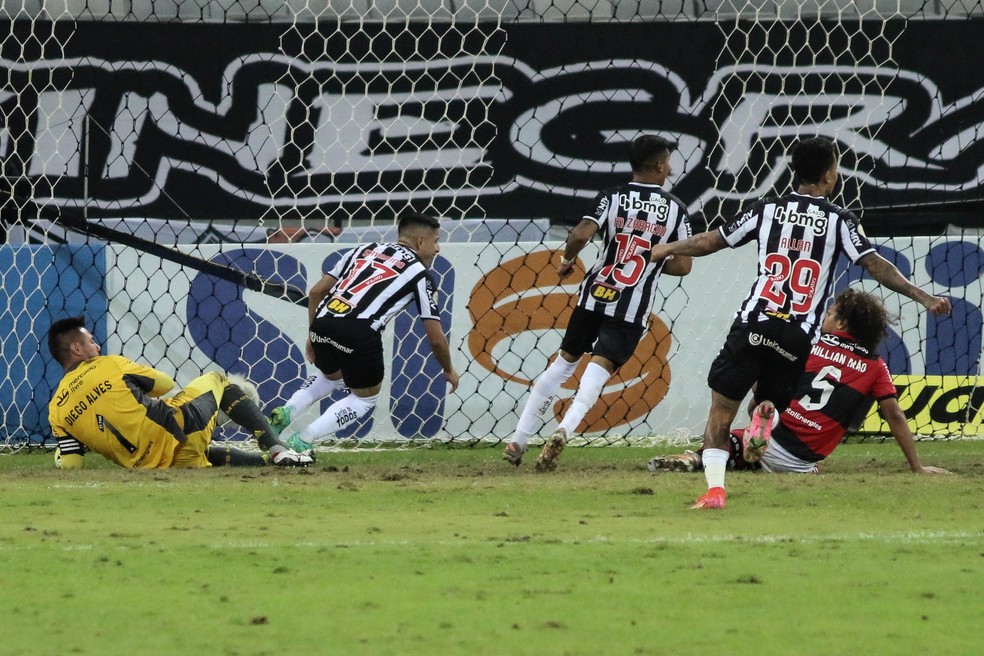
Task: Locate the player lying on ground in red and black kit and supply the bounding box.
[648,289,949,475]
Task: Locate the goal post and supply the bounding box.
[1,2,982,453]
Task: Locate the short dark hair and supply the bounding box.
[792,137,838,184]
[49,316,88,366]
[398,211,440,235]
[833,288,893,353]
[630,135,674,173]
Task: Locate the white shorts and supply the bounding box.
[759,438,821,474]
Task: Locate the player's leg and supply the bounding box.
[286,319,382,451]
[505,308,597,466]
[206,444,268,466]
[744,320,812,463]
[505,353,578,465]
[270,370,345,436]
[535,316,643,472]
[648,431,761,473]
[696,322,760,508]
[170,372,312,468]
[532,356,611,472]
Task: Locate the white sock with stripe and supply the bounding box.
[557,362,610,436]
[511,356,579,448]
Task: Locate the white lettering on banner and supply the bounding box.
[3,57,981,212]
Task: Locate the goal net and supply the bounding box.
[1,1,981,453]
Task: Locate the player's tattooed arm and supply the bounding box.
[650,230,726,262]
[858,253,952,316]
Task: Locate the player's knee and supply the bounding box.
[348,393,377,417]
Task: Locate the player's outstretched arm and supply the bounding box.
[880,397,950,474]
[660,254,693,277]
[422,318,459,393]
[650,230,727,262]
[859,253,952,316]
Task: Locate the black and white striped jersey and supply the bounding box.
[719,191,875,338]
[315,242,439,332]
[577,181,692,327]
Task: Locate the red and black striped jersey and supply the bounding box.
[577,181,692,326]
[315,242,440,332]
[773,331,898,462]
[720,192,875,339]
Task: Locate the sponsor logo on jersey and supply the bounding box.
[774,205,828,236]
[748,331,798,361]
[55,389,70,407]
[618,194,669,218]
[325,297,353,316]
[727,209,756,234]
[590,284,620,303]
[309,332,355,354]
[594,196,610,219]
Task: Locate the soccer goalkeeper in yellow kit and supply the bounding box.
[47,316,312,469]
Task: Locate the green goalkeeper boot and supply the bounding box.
[285,431,313,453]
[269,405,293,436]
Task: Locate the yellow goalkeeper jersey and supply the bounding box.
[48,355,186,468]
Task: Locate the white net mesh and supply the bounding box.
[1,1,982,452]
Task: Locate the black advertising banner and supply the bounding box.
[0,19,981,235]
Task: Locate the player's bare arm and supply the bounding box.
[308,274,339,326]
[880,396,950,474]
[661,253,693,276]
[422,318,459,393]
[306,274,338,361]
[650,230,727,262]
[558,219,599,278]
[858,253,951,315]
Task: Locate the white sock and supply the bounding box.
[557,362,610,436]
[511,356,579,447]
[301,393,377,444]
[286,372,344,415]
[702,448,729,490]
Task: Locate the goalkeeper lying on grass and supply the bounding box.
[649,289,949,476]
[47,316,312,469]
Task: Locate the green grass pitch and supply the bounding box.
[2,441,982,656]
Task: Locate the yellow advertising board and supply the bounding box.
[862,376,984,436]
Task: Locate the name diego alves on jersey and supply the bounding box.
[62,379,114,427]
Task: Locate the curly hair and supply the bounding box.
[833,288,894,353]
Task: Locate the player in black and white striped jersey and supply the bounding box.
[650,136,952,510]
[272,211,460,451]
[503,135,694,471]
